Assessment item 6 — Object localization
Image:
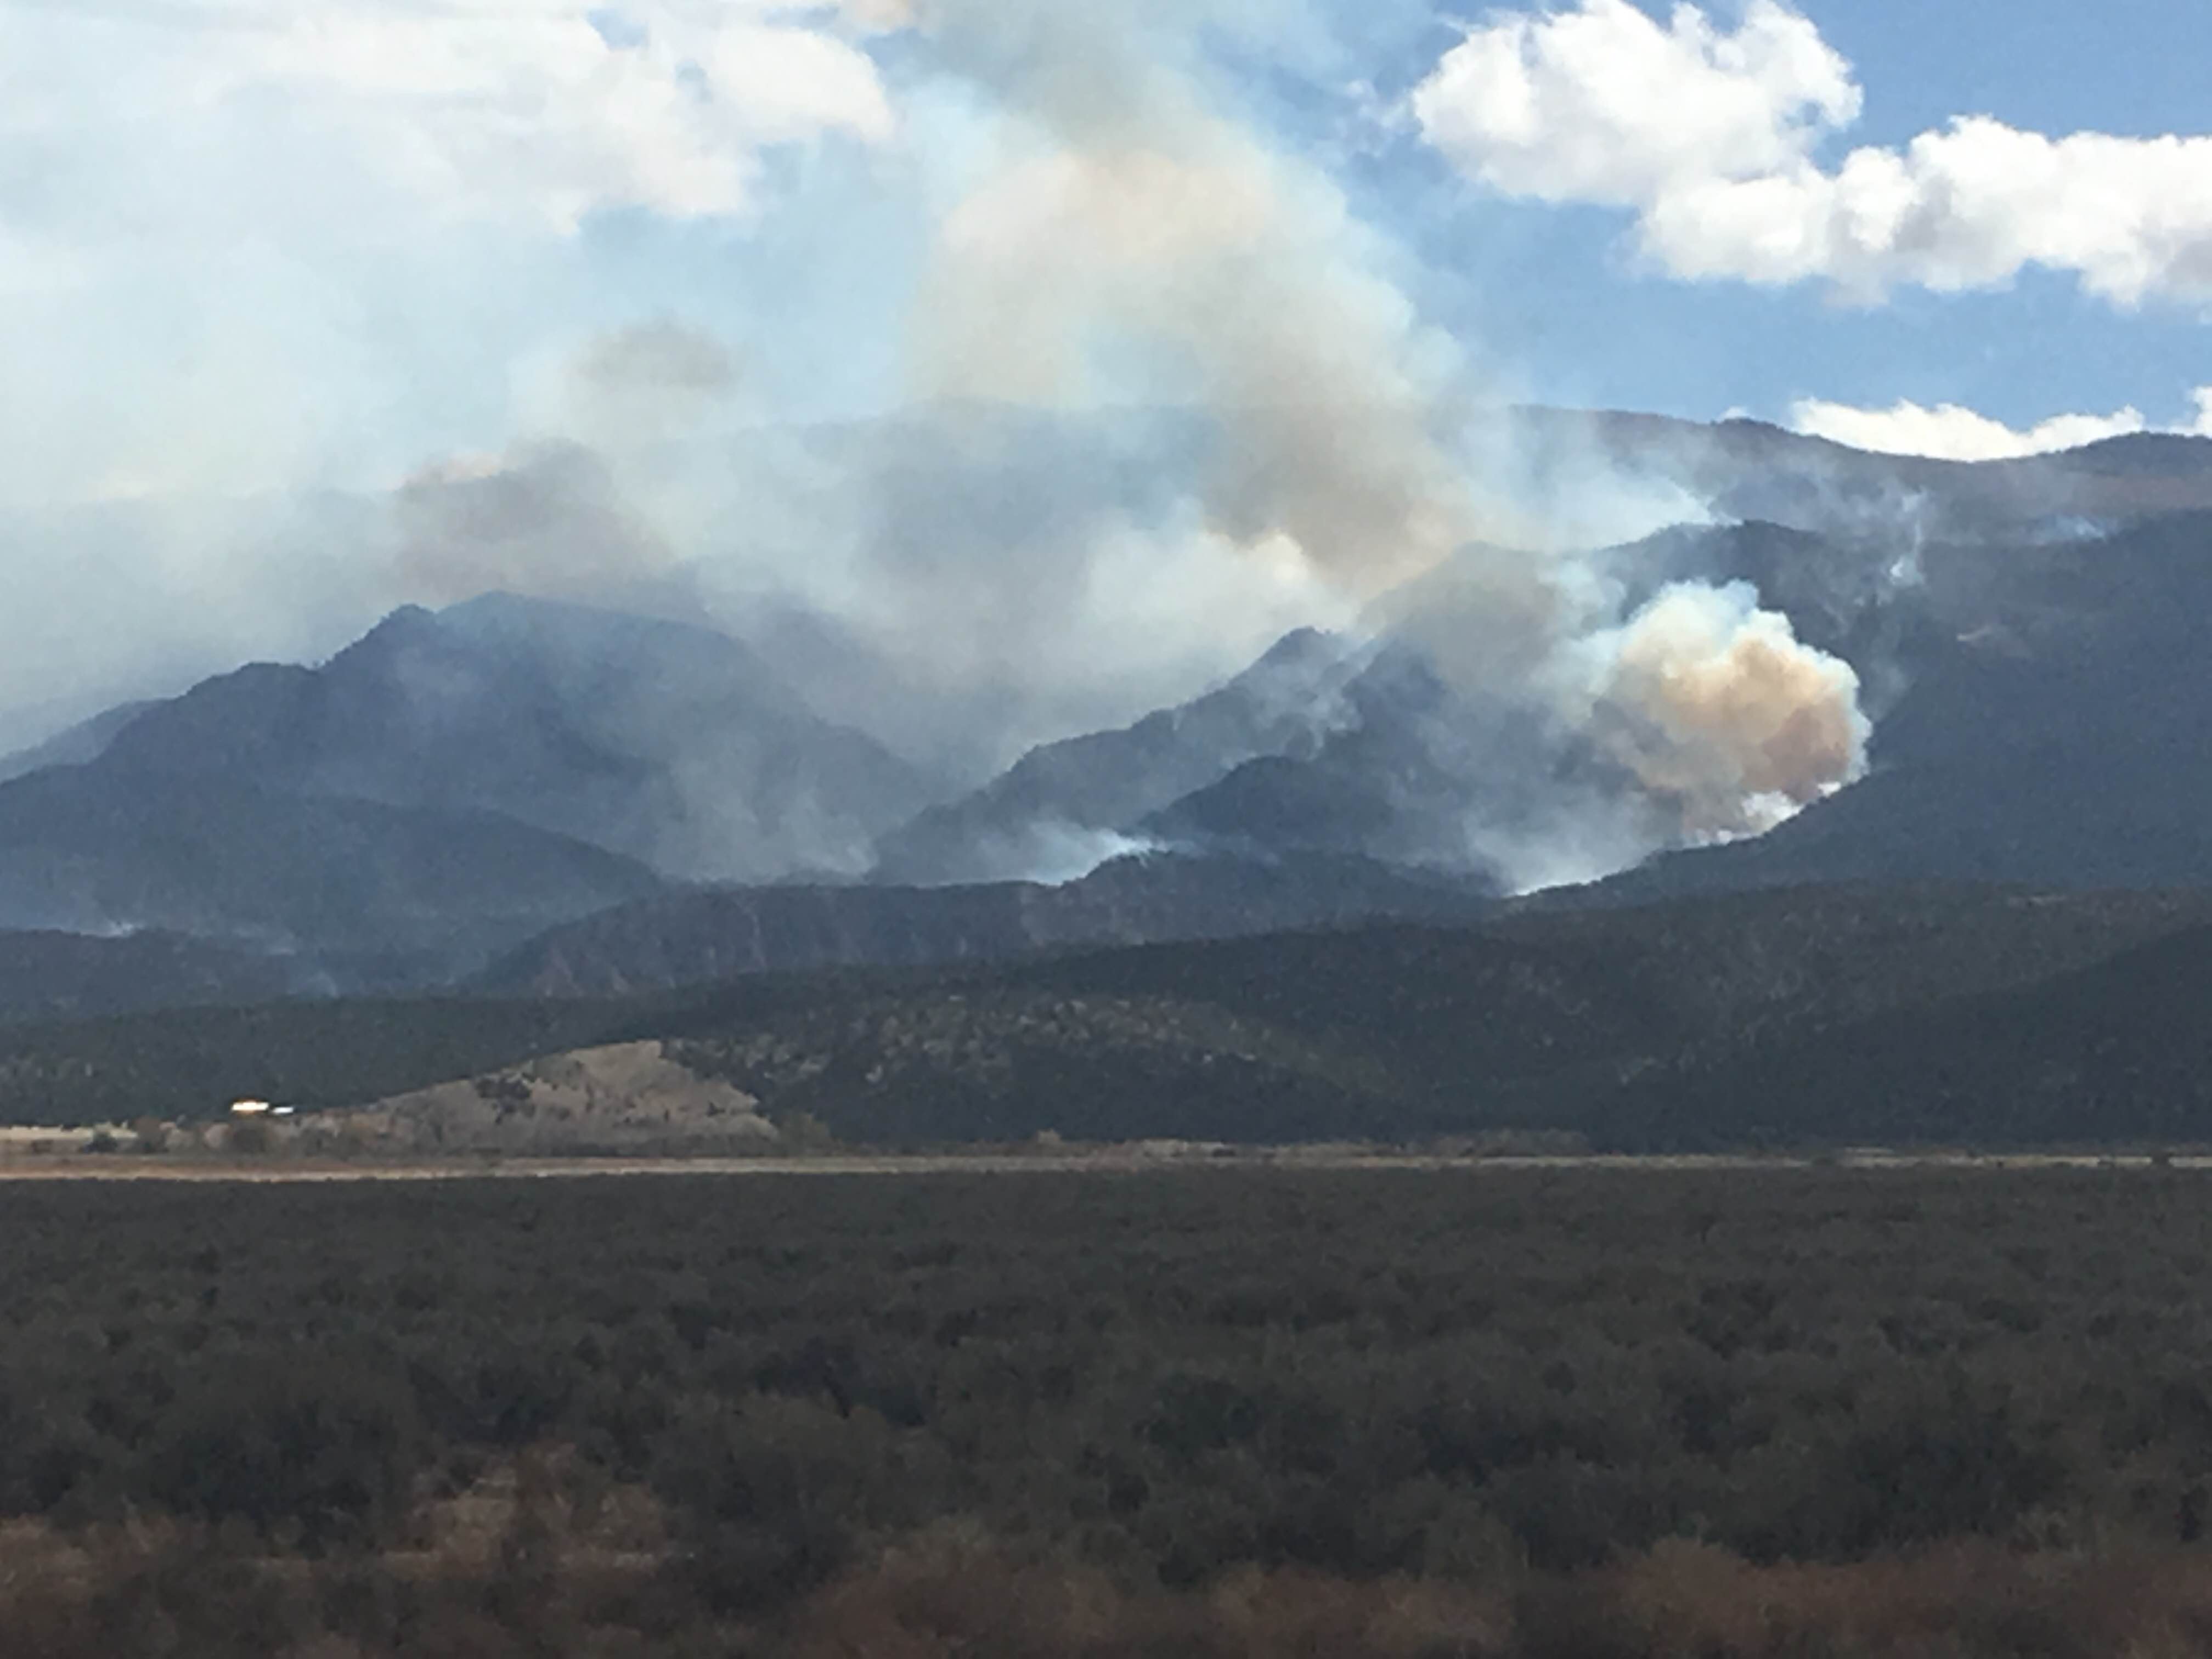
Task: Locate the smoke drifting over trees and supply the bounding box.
[0,0,1882,890]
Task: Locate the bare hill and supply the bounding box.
[323,1041,775,1155]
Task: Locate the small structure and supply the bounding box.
[229,1099,274,1117]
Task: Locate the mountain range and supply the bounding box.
[0,592,958,988]
[871,627,1365,884]
[876,482,2212,901]
[7,411,2212,1151]
[48,592,939,884]
[1515,410,2212,539]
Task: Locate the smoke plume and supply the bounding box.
[0,0,1881,890]
[394,444,680,607]
[877,0,1869,855]
[1582,583,1870,839]
[370,0,1875,873]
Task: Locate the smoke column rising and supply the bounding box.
[0,0,1877,888]
[866,0,1872,861]
[346,0,1877,879]
[1584,583,1870,840]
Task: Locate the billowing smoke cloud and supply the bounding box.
[744,0,1574,768]
[915,120,1498,597]
[1578,583,1870,840]
[392,442,683,606]
[387,321,749,607]
[831,0,1865,845]
[0,0,1880,890]
[373,0,1878,870]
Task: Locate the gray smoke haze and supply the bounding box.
[1580,582,1870,839]
[0,0,1880,890]
[827,0,1867,851]
[394,442,689,612]
[781,0,1866,856]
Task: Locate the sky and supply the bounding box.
[3,0,2211,759]
[1399,0,2212,447]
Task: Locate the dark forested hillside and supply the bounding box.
[10,882,2207,1149]
[656,884,2212,1148]
[0,996,658,1126]
[1514,409,2212,535]
[1596,923,2212,1149]
[0,766,664,981]
[0,929,307,1023]
[476,851,1496,997]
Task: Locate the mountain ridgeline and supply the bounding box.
[0,593,945,989]
[870,425,2212,897]
[477,851,1495,998]
[5,415,2212,1148]
[81,594,939,884]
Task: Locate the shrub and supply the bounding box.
[143,1358,421,1549]
[651,1397,905,1614]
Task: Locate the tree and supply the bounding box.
[777,1112,836,1155]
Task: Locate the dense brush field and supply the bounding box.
[10,1166,2212,1654]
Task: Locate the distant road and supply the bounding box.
[2,1151,2209,1182]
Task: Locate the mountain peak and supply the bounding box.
[40,591,936,890]
[330,605,444,670]
[362,602,439,640]
[1254,627,1341,668]
[428,590,773,680]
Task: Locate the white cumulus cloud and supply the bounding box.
[1787,398,2150,461]
[1412,0,1856,207]
[1786,387,2212,460]
[1414,0,2212,306]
